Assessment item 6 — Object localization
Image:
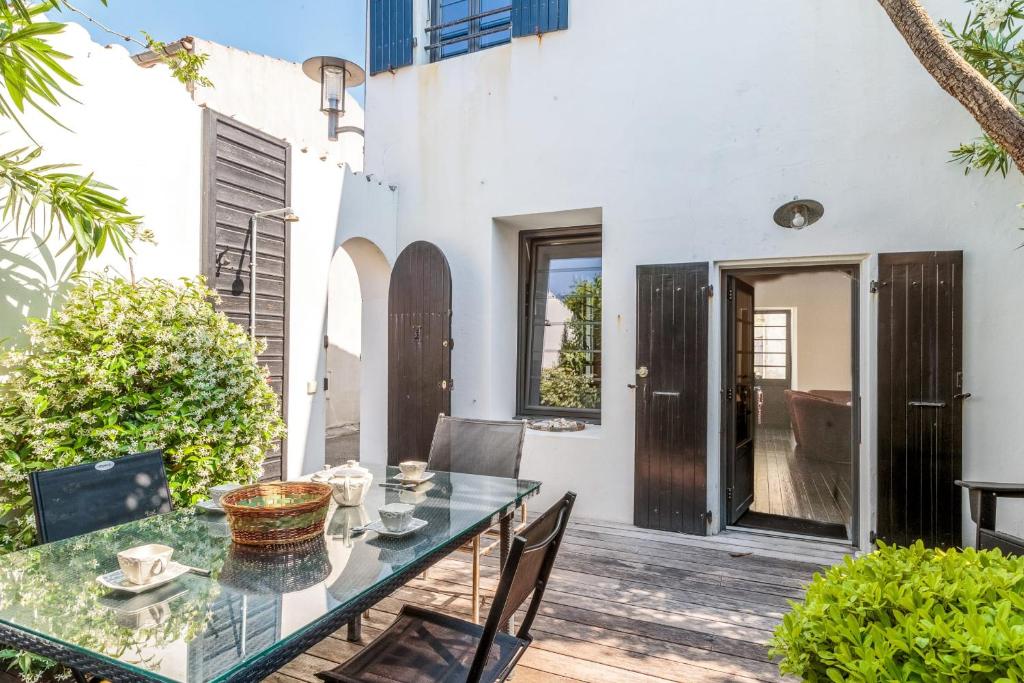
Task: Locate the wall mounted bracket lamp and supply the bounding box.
[773,199,824,230]
[302,56,366,141]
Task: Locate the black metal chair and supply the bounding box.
[956,480,1024,555]
[426,415,528,622]
[317,491,576,683]
[29,450,172,543]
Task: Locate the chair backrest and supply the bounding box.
[29,450,172,544]
[467,491,576,682]
[426,415,526,479]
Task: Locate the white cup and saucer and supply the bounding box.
[97,543,191,594]
[197,483,242,514]
[395,461,434,485]
[365,503,426,537]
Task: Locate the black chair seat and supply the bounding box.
[317,605,529,683]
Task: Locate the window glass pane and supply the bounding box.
[439,0,471,58]
[762,339,786,354]
[478,0,511,48]
[761,366,786,380]
[754,309,789,382]
[526,238,602,412]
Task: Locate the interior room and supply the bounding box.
[732,268,855,539]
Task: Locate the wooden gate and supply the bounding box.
[388,241,452,464]
[201,110,290,480]
[876,251,964,548]
[634,263,710,534]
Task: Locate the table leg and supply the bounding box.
[499,511,514,634]
[346,615,362,642]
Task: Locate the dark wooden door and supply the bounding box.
[388,241,452,465]
[202,110,290,480]
[634,263,710,534]
[725,277,756,523]
[876,251,964,548]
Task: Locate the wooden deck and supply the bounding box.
[267,519,852,683]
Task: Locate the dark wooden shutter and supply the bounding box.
[876,251,964,548]
[388,241,453,464]
[512,0,569,37]
[202,109,290,480]
[634,263,710,534]
[370,0,414,76]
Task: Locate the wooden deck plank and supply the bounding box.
[263,524,837,682]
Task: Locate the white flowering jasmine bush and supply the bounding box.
[0,276,285,553]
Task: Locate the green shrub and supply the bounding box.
[0,276,285,553]
[539,365,599,409]
[770,542,1024,681]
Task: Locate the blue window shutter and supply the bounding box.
[512,0,569,38]
[369,0,414,76]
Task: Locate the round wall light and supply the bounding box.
[773,199,824,230]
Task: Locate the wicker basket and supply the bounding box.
[221,482,332,546]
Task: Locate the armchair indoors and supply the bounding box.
[784,390,852,464]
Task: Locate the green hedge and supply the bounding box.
[770,542,1024,681]
[0,276,285,553]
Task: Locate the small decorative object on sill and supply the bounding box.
[221,482,332,546]
[528,418,586,432]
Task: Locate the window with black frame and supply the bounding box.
[430,0,512,61]
[518,228,602,421]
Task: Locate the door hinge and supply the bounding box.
[705,284,714,298]
[869,280,887,294]
[726,387,734,401]
[705,510,713,526]
[323,376,329,392]
[323,334,329,349]
[869,530,878,545]
[726,487,734,502]
[727,287,735,302]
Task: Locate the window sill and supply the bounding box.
[524,423,603,440]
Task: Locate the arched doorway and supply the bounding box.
[325,237,391,466]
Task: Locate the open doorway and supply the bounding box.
[325,237,390,467]
[722,265,858,540]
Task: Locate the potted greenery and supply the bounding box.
[770,541,1024,681]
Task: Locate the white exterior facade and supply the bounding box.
[352,0,1024,548]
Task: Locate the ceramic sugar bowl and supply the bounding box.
[328,460,373,507]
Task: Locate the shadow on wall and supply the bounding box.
[325,237,391,465]
[0,235,75,347]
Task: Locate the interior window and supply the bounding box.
[518,229,602,421]
[754,310,790,381]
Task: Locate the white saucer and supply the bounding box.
[394,471,435,485]
[365,518,428,538]
[96,561,191,594]
[197,499,225,514]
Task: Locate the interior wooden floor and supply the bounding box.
[750,426,851,527]
[267,519,851,683]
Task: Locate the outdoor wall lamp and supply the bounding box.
[248,207,299,337]
[302,56,366,141]
[773,199,824,230]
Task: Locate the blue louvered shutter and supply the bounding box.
[369,0,414,75]
[511,0,569,38]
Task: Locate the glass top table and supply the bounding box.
[0,465,539,683]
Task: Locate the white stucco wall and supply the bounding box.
[0,23,391,483]
[363,0,1024,546]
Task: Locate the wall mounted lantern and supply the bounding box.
[773,199,824,230]
[301,56,365,141]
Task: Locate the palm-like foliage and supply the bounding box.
[941,1,1024,175]
[0,0,143,269]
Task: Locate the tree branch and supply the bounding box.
[878,0,1024,172]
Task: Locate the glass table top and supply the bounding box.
[0,465,539,682]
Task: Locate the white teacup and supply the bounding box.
[398,461,428,480]
[117,544,174,585]
[210,483,241,507]
[378,503,415,532]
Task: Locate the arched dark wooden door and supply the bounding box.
[388,241,452,464]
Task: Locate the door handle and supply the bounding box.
[954,393,972,400]
[908,401,946,408]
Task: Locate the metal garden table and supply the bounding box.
[0,465,539,682]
